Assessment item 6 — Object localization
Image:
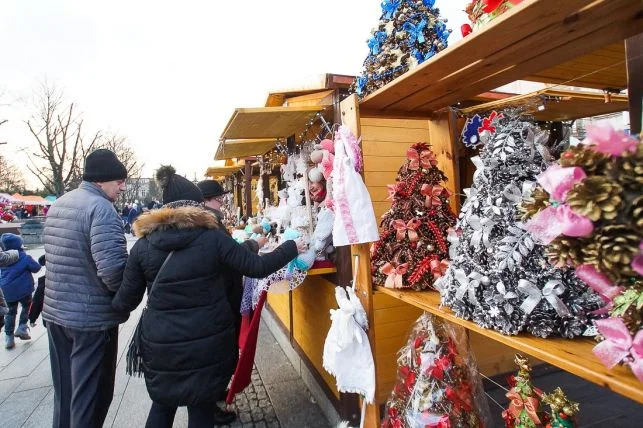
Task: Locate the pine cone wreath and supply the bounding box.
[583,225,640,282]
[520,186,550,221]
[559,145,609,174]
[566,176,623,221]
[546,236,586,267]
[606,143,643,190]
[524,307,556,338]
[630,195,643,233]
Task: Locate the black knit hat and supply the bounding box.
[155,165,204,205]
[82,149,128,182]
[197,179,229,199]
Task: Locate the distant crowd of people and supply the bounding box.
[1,148,306,428]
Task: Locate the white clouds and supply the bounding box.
[1,0,468,186]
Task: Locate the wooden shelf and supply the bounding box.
[375,286,643,404]
[307,267,337,276]
[359,0,642,114]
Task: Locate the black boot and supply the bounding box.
[213,406,236,426]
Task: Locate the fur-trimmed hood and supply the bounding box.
[133,206,219,238]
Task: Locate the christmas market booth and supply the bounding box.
[209,1,643,426]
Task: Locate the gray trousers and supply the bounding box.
[47,323,118,428]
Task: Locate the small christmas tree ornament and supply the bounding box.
[371,143,456,291]
[542,387,579,428]
[502,354,547,428]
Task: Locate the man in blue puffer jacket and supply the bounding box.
[43,149,128,428]
[0,233,41,349]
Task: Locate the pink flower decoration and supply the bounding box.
[583,124,638,157]
[537,164,586,202]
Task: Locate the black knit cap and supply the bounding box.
[82,149,128,182]
[197,179,229,199]
[155,165,204,205]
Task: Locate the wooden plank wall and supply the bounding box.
[266,292,291,333]
[361,116,459,220]
[372,292,423,404]
[291,276,341,399]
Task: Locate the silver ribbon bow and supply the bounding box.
[447,228,460,260]
[494,281,518,315]
[468,215,496,249]
[454,269,483,304]
[518,279,571,317]
[471,156,487,184]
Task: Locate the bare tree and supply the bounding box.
[0,155,25,193]
[23,83,100,196]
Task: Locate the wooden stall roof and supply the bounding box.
[358,0,642,115]
[205,163,244,178]
[265,73,355,107]
[525,43,627,90]
[220,106,323,140]
[376,287,643,404]
[460,89,629,121]
[215,139,277,160]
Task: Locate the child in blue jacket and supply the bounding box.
[0,234,41,349]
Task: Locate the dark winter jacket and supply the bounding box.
[0,234,41,302]
[43,181,128,330]
[112,206,297,407]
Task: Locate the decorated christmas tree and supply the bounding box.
[353,0,451,98]
[436,111,603,338]
[502,355,546,428]
[541,387,579,428]
[382,313,490,428]
[371,143,456,291]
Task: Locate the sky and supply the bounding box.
[0,0,469,188]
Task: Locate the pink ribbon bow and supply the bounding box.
[392,218,420,242]
[525,204,594,245]
[407,147,437,170]
[421,184,447,208]
[537,164,586,202]
[593,318,643,383]
[575,264,623,308]
[583,124,638,157]
[380,262,409,289]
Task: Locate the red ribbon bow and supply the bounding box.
[407,147,437,170]
[392,218,421,242]
[430,259,449,279]
[478,110,504,134]
[445,384,474,412]
[506,390,541,425]
[421,184,447,208]
[380,262,409,288]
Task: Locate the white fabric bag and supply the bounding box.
[332,126,379,246]
[322,285,375,404]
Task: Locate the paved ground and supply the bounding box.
[0,239,331,428]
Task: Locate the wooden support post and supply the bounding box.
[625,34,643,134]
[340,94,380,427]
[244,161,252,218]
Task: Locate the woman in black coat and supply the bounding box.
[112,170,303,428]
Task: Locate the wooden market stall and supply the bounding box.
[211,2,643,422]
[213,75,371,424]
[340,0,643,426]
